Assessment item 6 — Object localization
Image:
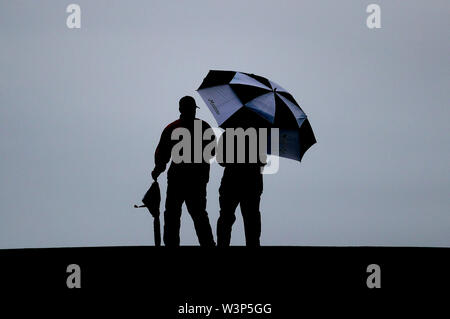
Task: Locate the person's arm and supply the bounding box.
[202,121,217,164]
[151,126,172,180]
[216,130,226,167]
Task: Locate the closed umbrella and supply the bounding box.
[134,181,161,247]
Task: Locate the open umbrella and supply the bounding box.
[196,70,316,161]
[134,181,161,247]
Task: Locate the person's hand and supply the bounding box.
[151,170,159,181]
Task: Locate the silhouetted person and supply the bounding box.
[216,125,267,247]
[151,96,216,247]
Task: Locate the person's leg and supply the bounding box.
[185,183,216,247]
[240,196,262,247]
[163,181,184,247]
[240,174,263,247]
[217,176,240,247]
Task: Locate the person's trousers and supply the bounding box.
[163,179,215,247]
[217,170,263,247]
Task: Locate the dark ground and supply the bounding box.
[0,246,447,316]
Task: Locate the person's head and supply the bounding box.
[179,95,198,119]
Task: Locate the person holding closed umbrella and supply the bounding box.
[151,96,216,247]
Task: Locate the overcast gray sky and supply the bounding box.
[1,1,449,248]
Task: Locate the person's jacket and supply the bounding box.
[216,127,267,170]
[153,116,216,183]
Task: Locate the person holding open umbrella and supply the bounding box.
[197,70,316,246]
[215,122,267,247]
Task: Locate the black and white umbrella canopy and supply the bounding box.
[196,70,316,161]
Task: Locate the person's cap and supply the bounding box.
[179,95,200,109]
